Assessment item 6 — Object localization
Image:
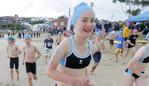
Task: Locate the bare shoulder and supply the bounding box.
[48,37,70,69]
[58,37,70,48]
[129,45,146,62]
[52,37,70,58]
[137,46,146,53]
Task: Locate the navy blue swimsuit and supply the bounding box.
[140,56,149,63]
[60,36,93,69]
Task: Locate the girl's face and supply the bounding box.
[74,11,95,38]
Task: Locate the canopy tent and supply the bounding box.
[127,11,149,22]
[32,24,51,31]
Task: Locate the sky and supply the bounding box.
[0,0,148,21]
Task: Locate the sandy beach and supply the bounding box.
[0,33,149,86]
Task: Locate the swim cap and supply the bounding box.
[133,29,138,34]
[118,31,123,35]
[70,2,94,26]
[146,33,149,42]
[24,34,32,40]
[8,36,15,41]
[95,31,102,37]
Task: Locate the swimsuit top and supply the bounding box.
[60,36,93,69]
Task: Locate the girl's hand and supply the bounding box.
[73,69,90,86]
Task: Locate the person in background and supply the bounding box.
[124,34,149,86]
[7,36,21,83]
[23,34,41,86]
[123,24,131,41]
[115,31,126,63]
[124,29,138,63]
[44,33,54,63]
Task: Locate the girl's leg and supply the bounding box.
[135,77,148,86]
[124,73,135,86]
[90,64,98,74]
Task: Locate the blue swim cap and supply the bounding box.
[118,31,123,35]
[70,2,94,26]
[146,33,149,42]
[24,34,32,40]
[95,31,102,37]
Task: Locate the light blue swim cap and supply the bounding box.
[146,33,149,42]
[95,31,102,37]
[24,34,32,40]
[118,31,123,35]
[70,2,94,26]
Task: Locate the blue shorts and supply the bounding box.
[93,52,101,63]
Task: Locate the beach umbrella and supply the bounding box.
[127,11,149,22]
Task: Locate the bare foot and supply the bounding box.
[17,77,20,81]
[89,69,96,75]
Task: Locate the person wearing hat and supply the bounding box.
[115,31,126,63]
[47,2,97,86]
[124,29,138,63]
[124,33,149,86]
[44,33,54,63]
[7,36,21,83]
[23,34,41,86]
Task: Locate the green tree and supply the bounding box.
[0,23,23,30]
[113,0,149,17]
[58,15,67,19]
[30,20,45,25]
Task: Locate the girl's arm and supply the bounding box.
[47,38,91,86]
[47,38,76,84]
[127,46,146,76]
